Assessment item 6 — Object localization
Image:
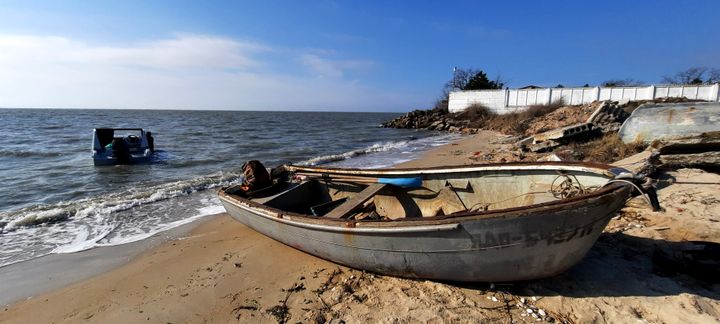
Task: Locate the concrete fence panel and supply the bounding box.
[448,83,720,113]
[448,90,507,114]
[507,89,550,107]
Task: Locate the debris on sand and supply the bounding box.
[652,131,720,170]
[266,304,290,323]
[230,299,260,320]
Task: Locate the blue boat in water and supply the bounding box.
[92,128,154,166]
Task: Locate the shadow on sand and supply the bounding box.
[455,232,720,300]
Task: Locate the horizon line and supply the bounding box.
[0,107,407,113]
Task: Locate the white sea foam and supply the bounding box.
[328,133,462,169]
[0,132,462,267]
[51,203,225,254]
[299,140,412,166]
[52,225,115,253]
[195,205,226,216]
[0,173,240,266]
[97,209,219,247]
[1,172,242,230]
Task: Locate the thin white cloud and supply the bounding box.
[300,53,374,78]
[0,34,267,70]
[0,34,418,111]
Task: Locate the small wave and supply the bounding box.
[5,208,72,227]
[62,137,84,144]
[298,140,411,166]
[169,158,226,168]
[44,124,70,129]
[51,225,115,254]
[0,150,63,158]
[51,204,225,254]
[0,172,242,231]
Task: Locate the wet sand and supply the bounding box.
[0,215,218,306]
[2,130,719,323]
[395,130,506,168]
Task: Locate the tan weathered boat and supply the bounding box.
[218,162,640,282]
[618,102,720,143]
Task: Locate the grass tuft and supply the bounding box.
[574,133,647,163]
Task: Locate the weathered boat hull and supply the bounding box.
[619,102,720,143]
[219,163,632,282]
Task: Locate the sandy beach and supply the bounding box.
[2,129,719,323]
[0,1,718,323]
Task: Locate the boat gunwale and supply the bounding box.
[218,162,632,233]
[284,161,624,177]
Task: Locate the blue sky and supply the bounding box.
[0,1,717,111]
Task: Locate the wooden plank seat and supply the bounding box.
[324,183,387,219]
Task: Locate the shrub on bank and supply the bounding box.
[571,133,647,163]
[460,100,565,136]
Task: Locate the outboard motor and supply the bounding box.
[112,138,131,164]
[241,160,272,192]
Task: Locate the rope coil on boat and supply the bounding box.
[550,174,595,199]
[549,171,661,211]
[466,191,548,212]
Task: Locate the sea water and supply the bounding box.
[0,109,459,266]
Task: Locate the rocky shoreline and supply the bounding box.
[382,98,712,165]
[382,97,699,136]
[381,108,480,133]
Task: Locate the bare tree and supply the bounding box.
[436,68,505,111]
[444,68,476,94]
[601,79,644,87]
[662,67,718,85]
[708,68,720,84]
[443,68,505,96]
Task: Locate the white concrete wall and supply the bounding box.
[448,89,509,114]
[448,83,720,113]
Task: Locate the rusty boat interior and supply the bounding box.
[222,163,630,221]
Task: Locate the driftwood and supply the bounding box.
[613,148,720,174]
[611,150,658,177]
[607,132,720,171]
[659,152,720,169]
[654,131,720,155]
[647,132,720,169]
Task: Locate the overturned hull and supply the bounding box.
[619,102,720,143]
[218,163,633,282]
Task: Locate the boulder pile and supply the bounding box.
[381,108,476,133]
